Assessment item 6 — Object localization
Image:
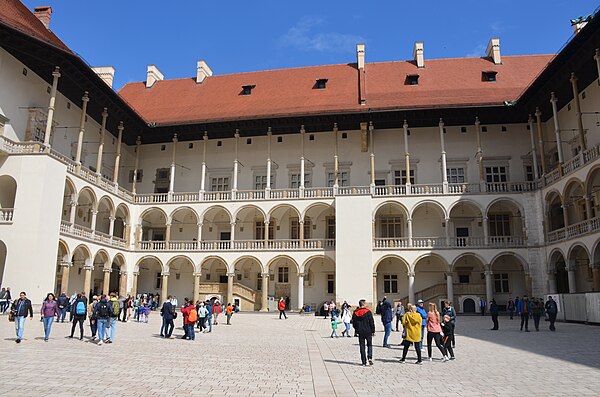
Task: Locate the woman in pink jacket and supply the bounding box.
[426,302,449,361]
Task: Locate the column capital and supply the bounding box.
[109,216,116,222]
[300,125,305,134]
[439,118,444,127]
[203,131,208,141]
[550,91,558,103]
[102,267,112,273]
[101,107,108,118]
[261,272,270,278]
[570,71,577,83]
[474,116,480,126]
[119,270,128,276]
[166,222,172,227]
[83,264,94,271]
[52,66,61,78]
[372,272,378,278]
[230,221,236,226]
[60,261,72,268]
[297,273,305,278]
[528,114,533,124]
[161,272,170,277]
[403,119,408,129]
[172,133,178,143]
[407,271,415,278]
[226,272,235,277]
[484,270,494,276]
[267,126,272,136]
[132,272,139,277]
[70,201,78,207]
[234,129,240,139]
[298,220,304,225]
[445,272,454,278]
[117,121,124,132]
[91,209,98,215]
[193,272,202,277]
[264,220,270,225]
[594,48,600,61]
[82,91,89,103]
[197,222,203,227]
[535,107,542,117]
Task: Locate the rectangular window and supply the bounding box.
[155,272,162,289]
[255,220,274,240]
[383,274,398,294]
[380,217,403,238]
[394,169,415,185]
[255,175,268,190]
[278,266,289,283]
[154,168,170,194]
[211,177,230,191]
[290,173,311,188]
[129,170,143,183]
[326,217,336,239]
[327,274,335,294]
[257,274,262,291]
[489,214,511,237]
[485,166,508,183]
[327,171,349,187]
[447,167,465,184]
[494,273,509,293]
[525,165,534,182]
[290,218,312,239]
[458,275,470,284]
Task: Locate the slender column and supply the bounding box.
[102,268,111,295]
[439,118,448,193]
[567,262,577,293]
[445,217,451,247]
[585,196,593,220]
[299,219,304,247]
[83,262,93,297]
[483,217,489,246]
[169,134,178,198]
[43,66,61,150]
[403,120,411,194]
[446,272,454,305]
[227,273,234,304]
[69,200,77,230]
[333,123,339,190]
[369,121,375,189]
[165,223,172,243]
[197,223,203,242]
[131,272,139,297]
[230,222,236,242]
[563,201,570,228]
[193,273,201,302]
[484,270,494,305]
[475,117,485,183]
[232,130,240,196]
[570,73,587,150]
[60,261,72,294]
[535,108,547,175]
[595,49,600,82]
[550,93,564,167]
[95,108,108,180]
[297,273,305,310]
[90,210,98,234]
[74,92,90,173]
[119,271,127,297]
[407,218,413,247]
[300,125,306,197]
[547,272,558,294]
[266,127,272,195]
[264,220,270,248]
[528,115,539,180]
[132,136,141,194]
[407,271,415,304]
[161,273,169,305]
[372,273,378,307]
[113,122,124,185]
[200,131,207,199]
[107,216,115,237]
[592,267,600,292]
[261,273,269,311]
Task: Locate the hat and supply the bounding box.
[417,299,424,303]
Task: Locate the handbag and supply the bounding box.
[173,311,178,319]
[8,310,15,322]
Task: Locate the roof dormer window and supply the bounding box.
[315,78,328,89]
[406,74,419,85]
[482,71,497,82]
[241,84,255,95]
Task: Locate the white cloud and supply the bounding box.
[279,17,365,53]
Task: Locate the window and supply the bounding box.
[290,172,311,188]
[128,169,143,183]
[383,275,398,294]
[241,85,255,95]
[341,132,348,139]
[327,274,335,294]
[489,214,511,236]
[309,134,315,141]
[460,127,467,134]
[255,175,269,190]
[217,140,222,147]
[525,165,534,181]
[22,68,28,76]
[458,275,470,284]
[394,169,415,185]
[257,274,262,290]
[255,220,274,240]
[482,71,497,82]
[481,126,488,133]
[246,138,252,144]
[485,166,507,183]
[277,136,283,143]
[315,78,328,89]
[326,217,336,239]
[155,272,162,289]
[278,267,289,283]
[211,176,230,191]
[406,74,419,85]
[494,273,509,293]
[188,143,194,149]
[160,145,166,151]
[236,273,242,281]
[447,167,465,184]
[379,217,402,238]
[154,168,170,194]
[290,218,311,239]
[327,170,349,187]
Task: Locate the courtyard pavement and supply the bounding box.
[0,310,599,397]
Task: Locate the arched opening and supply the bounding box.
[201,207,232,244]
[54,240,70,294]
[563,180,587,225]
[549,250,569,294]
[0,175,17,209]
[568,245,592,293]
[486,200,523,246]
[462,298,476,313]
[413,255,448,305]
[490,254,527,306]
[91,251,110,296]
[586,167,600,218]
[411,202,445,247]
[303,256,335,313]
[267,256,300,309]
[268,205,302,242]
[167,256,195,301]
[75,188,96,229]
[374,256,409,304]
[69,245,92,296]
[114,204,129,239]
[140,208,167,242]
[233,257,263,310]
[233,206,266,244]
[61,178,76,223]
[199,257,228,302]
[0,240,6,288]
[449,201,484,247]
[592,241,600,292]
[374,202,409,247]
[137,257,163,298]
[95,196,114,235]
[452,254,486,308]
[545,191,565,231]
[170,207,200,245]
[109,254,125,296]
[303,203,336,246]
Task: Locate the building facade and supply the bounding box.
[1,2,600,311]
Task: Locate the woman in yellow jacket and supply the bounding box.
[400,303,423,364]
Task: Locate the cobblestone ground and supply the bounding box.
[0,311,599,396]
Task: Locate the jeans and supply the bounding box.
[509,308,514,319]
[342,322,351,336]
[42,316,54,340]
[109,317,117,341]
[383,322,392,346]
[198,317,206,331]
[206,315,213,332]
[420,325,426,346]
[58,307,67,322]
[160,316,167,336]
[395,314,403,332]
[90,318,97,337]
[520,313,529,331]
[71,315,84,338]
[358,334,373,365]
[401,341,422,362]
[426,331,446,358]
[226,313,232,325]
[15,315,26,340]
[186,324,195,340]
[165,319,174,337]
[548,312,557,331]
[0,300,7,313]
[97,318,109,341]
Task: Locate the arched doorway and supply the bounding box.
[490,254,527,306]
[61,178,76,223]
[69,245,92,296]
[462,298,476,313]
[549,250,569,294]
[199,257,228,302]
[568,245,592,293]
[413,255,448,304]
[136,256,163,298]
[109,254,126,296]
[267,256,300,309]
[75,188,96,229]
[167,256,195,301]
[449,201,484,247]
[0,175,17,209]
[233,256,263,311]
[563,179,587,225]
[374,256,409,304]
[545,191,565,232]
[303,256,335,312]
[114,204,129,239]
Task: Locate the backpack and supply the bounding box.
[188,308,198,323]
[75,301,86,315]
[97,301,110,318]
[111,300,120,317]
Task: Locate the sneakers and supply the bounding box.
[428,357,433,362]
[98,340,103,345]
[449,357,456,360]
[368,359,374,366]
[442,356,449,362]
[15,339,21,344]
[415,360,422,365]
[399,359,405,364]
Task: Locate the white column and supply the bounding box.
[445,217,450,247]
[547,272,558,294]
[528,115,539,180]
[232,130,240,197]
[535,107,547,175]
[197,222,203,242]
[297,273,305,310]
[475,117,484,184]
[300,125,306,197]
[74,92,90,173]
[108,216,116,237]
[446,272,454,304]
[266,127,272,195]
[550,93,564,166]
[570,72,587,150]
[403,120,411,194]
[230,222,236,241]
[261,273,269,311]
[43,66,61,150]
[369,121,375,190]
[483,216,489,246]
[299,220,304,247]
[567,262,577,293]
[90,210,98,234]
[161,273,169,305]
[485,270,494,304]
[439,118,448,193]
[113,122,124,185]
[264,220,270,248]
[200,131,207,199]
[333,123,339,191]
[407,218,413,247]
[95,108,108,180]
[169,133,178,198]
[69,200,77,230]
[132,136,141,194]
[227,273,234,305]
[102,267,111,296]
[408,271,415,304]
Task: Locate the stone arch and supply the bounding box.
[112,253,127,272]
[567,242,590,263]
[485,197,524,218]
[301,201,336,220]
[412,253,450,273]
[166,255,196,271]
[169,206,200,224]
[373,201,409,241]
[448,199,485,218]
[166,255,195,300]
[72,244,92,262]
[374,255,410,305]
[134,255,163,273]
[410,200,448,219]
[57,239,70,262]
[267,255,301,274]
[302,203,335,240]
[96,196,115,234]
[267,204,302,240]
[448,200,485,247]
[545,190,565,231]
[201,206,233,242]
[412,254,449,303]
[75,187,97,228]
[199,255,228,283]
[585,165,600,219]
[374,254,410,273]
[303,255,336,311]
[490,253,528,300]
[200,205,233,222]
[232,255,264,273]
[114,203,129,239]
[548,248,566,273]
[267,203,302,220]
[140,207,168,241]
[62,177,77,222]
[486,198,524,243]
[0,240,6,290]
[233,205,267,241]
[563,178,587,224]
[0,175,17,208]
[136,256,164,297]
[372,201,410,221]
[170,207,200,242]
[233,205,267,222]
[450,252,487,271]
[489,252,529,274]
[411,201,446,242]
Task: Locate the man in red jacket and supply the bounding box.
[351,299,376,366]
[278,297,287,319]
[181,299,196,341]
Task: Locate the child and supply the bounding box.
[330,316,342,338]
[441,314,455,360]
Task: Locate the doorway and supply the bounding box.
[456,227,469,247]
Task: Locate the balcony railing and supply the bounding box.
[374,235,525,249]
[137,238,336,252]
[547,216,600,244]
[0,208,14,223]
[60,220,128,248]
[543,143,600,188]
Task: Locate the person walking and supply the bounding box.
[56,292,69,323]
[0,287,7,313]
[531,298,544,331]
[479,297,487,316]
[441,302,456,348]
[197,301,208,331]
[330,314,342,338]
[108,293,120,342]
[507,296,515,320]
[2,287,12,313]
[490,299,499,330]
[278,297,287,319]
[380,296,393,347]
[160,295,175,338]
[399,304,423,364]
[205,300,213,333]
[93,294,113,345]
[88,295,98,341]
[415,300,427,349]
[395,302,405,332]
[11,291,33,343]
[441,314,455,360]
[426,302,448,361]
[518,295,532,332]
[70,293,87,340]
[213,299,222,325]
[351,299,375,366]
[225,303,233,325]
[323,301,329,319]
[341,305,352,337]
[68,291,78,322]
[545,296,558,331]
[40,293,58,342]
[181,300,197,340]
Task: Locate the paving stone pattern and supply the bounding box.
[1,311,599,396]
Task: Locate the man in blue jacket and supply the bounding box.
[517,295,532,332]
[416,299,427,348]
[380,296,393,347]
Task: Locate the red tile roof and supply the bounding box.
[119,55,553,126]
[0,0,72,53]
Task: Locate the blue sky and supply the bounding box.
[22,0,599,90]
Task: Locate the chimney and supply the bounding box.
[146,65,164,88]
[356,44,366,105]
[91,66,115,89]
[413,42,424,68]
[571,17,590,34]
[486,38,501,65]
[34,6,52,29]
[356,44,365,70]
[196,60,213,84]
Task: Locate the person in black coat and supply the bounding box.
[490,299,499,330]
[545,296,558,331]
[160,295,175,338]
[351,299,376,366]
